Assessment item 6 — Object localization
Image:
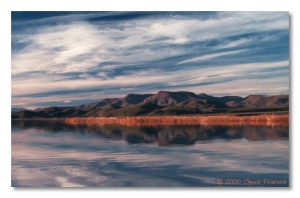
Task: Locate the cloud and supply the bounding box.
[11,11,289,108]
[11,60,289,109]
[12,22,105,74]
[177,49,248,65]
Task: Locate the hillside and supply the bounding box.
[198,93,244,104]
[112,94,154,107]
[144,91,200,106]
[11,107,27,113]
[226,95,289,107]
[80,98,122,109]
[11,91,289,119]
[100,102,161,117]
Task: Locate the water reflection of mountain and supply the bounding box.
[12,121,289,146]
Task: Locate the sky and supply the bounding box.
[11,11,289,109]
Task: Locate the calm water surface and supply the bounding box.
[11,121,289,187]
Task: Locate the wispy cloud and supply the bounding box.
[177,49,248,65]
[11,11,289,108]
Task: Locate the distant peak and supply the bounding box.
[177,91,194,93]
[156,91,196,95]
[157,91,169,94]
[126,93,153,97]
[106,98,121,100]
[246,95,265,98]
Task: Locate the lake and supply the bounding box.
[11,121,289,187]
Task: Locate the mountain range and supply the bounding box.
[11,91,289,119]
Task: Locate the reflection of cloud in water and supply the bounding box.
[11,121,289,187]
[55,176,86,187]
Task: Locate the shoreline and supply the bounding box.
[12,114,289,127]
